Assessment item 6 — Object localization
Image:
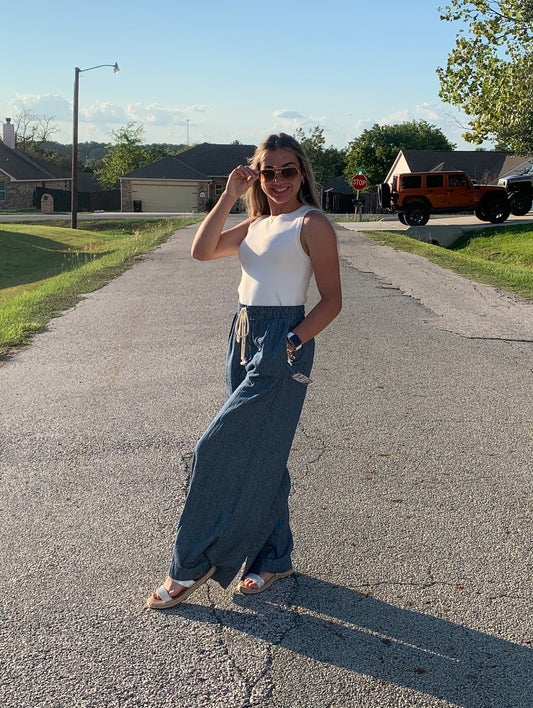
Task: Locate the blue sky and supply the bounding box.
[2,0,479,151]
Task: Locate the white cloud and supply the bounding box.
[353,118,374,133]
[187,105,209,114]
[273,109,305,120]
[8,93,72,121]
[272,109,331,137]
[80,102,128,123]
[125,102,185,126]
[79,101,210,128]
[379,108,411,125]
[416,102,441,121]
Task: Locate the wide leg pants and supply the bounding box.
[168,305,315,589]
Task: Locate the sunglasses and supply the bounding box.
[259,166,301,181]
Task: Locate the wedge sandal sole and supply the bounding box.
[236,569,294,595]
[147,567,216,609]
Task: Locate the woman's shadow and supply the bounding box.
[177,573,532,708]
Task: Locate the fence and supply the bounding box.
[33,187,121,212]
[323,190,381,214]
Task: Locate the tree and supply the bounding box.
[294,126,347,185]
[96,124,185,188]
[11,109,75,169]
[344,121,455,188]
[437,0,533,152]
[13,108,58,153]
[95,123,146,188]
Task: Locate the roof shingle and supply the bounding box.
[123,143,257,180]
[0,141,68,181]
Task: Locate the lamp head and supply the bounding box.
[113,63,120,74]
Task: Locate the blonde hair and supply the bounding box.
[245,133,321,217]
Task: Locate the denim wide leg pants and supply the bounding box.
[168,305,315,589]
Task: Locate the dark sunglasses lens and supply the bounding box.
[260,167,299,181]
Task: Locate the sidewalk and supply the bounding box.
[340,211,533,247]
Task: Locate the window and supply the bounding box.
[215,184,224,196]
[401,175,421,189]
[0,181,5,201]
[448,173,469,188]
[426,174,444,188]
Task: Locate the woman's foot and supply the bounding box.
[146,567,216,609]
[149,577,188,603]
[240,572,275,591]
[236,569,294,595]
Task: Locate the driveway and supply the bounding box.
[0,218,531,707]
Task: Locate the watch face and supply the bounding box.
[288,333,302,349]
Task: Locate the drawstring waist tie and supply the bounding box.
[234,304,305,367]
[235,306,250,365]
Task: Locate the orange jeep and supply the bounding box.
[377,171,510,226]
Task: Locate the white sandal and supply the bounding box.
[147,567,216,609]
[236,569,294,595]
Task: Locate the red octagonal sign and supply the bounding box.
[351,174,368,190]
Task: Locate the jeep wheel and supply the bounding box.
[483,197,511,224]
[377,183,391,210]
[398,212,407,225]
[510,192,532,216]
[403,202,430,226]
[475,206,489,221]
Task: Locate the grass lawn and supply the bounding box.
[2,216,532,359]
[360,222,533,300]
[0,217,200,358]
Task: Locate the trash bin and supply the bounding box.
[133,200,142,212]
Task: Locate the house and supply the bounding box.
[120,143,256,213]
[322,177,354,213]
[0,119,70,209]
[385,150,533,185]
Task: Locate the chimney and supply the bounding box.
[3,118,16,149]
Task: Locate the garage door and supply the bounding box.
[132,181,197,212]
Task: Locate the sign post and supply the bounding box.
[351,173,368,220]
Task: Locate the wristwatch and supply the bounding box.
[287,332,303,351]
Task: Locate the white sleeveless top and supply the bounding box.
[237,205,317,306]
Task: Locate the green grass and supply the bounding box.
[360,222,533,300]
[0,218,201,358]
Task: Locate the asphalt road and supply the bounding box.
[0,218,532,707]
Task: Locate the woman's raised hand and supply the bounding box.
[225,165,259,198]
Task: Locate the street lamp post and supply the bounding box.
[71,62,119,229]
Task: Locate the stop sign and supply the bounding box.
[351,174,368,190]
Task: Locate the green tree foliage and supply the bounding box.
[294,126,347,185]
[96,123,151,189]
[95,124,184,189]
[437,0,533,151]
[42,140,186,174]
[344,121,455,188]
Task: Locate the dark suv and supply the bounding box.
[497,173,533,215]
[378,171,510,226]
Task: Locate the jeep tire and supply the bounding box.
[475,205,489,221]
[509,191,532,216]
[480,196,510,224]
[403,202,430,226]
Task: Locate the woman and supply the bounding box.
[147,133,341,609]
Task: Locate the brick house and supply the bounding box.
[120,143,256,213]
[0,119,70,210]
